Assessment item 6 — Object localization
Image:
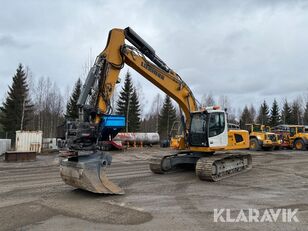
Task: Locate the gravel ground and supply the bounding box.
[0,147,308,231]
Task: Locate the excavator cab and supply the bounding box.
[189,109,228,148]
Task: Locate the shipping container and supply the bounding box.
[0,139,11,156]
[15,131,43,153]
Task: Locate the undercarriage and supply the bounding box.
[150,151,252,181]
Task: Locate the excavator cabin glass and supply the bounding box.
[208,112,225,137]
[189,112,208,146]
[189,112,225,147]
[297,127,304,133]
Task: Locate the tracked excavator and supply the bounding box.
[59,27,252,194]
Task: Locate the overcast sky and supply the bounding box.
[1,0,308,116]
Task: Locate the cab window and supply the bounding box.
[298,127,304,133]
[209,112,225,137]
[290,127,296,137]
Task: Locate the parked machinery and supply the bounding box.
[261,125,282,150]
[272,125,308,150]
[285,125,308,150]
[169,121,185,150]
[270,125,290,149]
[245,124,281,151]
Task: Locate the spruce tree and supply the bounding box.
[128,88,141,132]
[256,100,270,125]
[0,64,33,140]
[303,101,308,125]
[290,100,302,125]
[269,99,280,127]
[116,71,133,116]
[158,95,177,140]
[281,100,292,124]
[239,105,253,129]
[65,78,82,119]
[116,70,142,132]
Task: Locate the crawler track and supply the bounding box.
[195,153,252,181]
[150,153,252,181]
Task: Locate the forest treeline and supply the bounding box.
[1,64,308,141]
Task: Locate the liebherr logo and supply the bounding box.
[213,208,299,223]
[141,61,164,80]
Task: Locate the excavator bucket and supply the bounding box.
[60,152,124,194]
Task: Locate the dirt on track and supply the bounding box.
[1,147,308,231]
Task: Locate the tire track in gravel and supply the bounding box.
[0,160,152,196]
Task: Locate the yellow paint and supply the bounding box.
[170,136,186,150]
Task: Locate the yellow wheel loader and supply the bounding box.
[272,125,308,150]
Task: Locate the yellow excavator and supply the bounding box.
[59,27,252,194]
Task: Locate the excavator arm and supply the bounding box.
[78,27,198,129]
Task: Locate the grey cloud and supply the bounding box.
[1,0,308,116]
[0,35,29,48]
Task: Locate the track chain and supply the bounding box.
[196,153,252,182]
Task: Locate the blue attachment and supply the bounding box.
[101,115,126,127]
[99,115,126,141]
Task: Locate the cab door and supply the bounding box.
[208,112,228,147]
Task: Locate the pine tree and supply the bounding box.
[281,100,292,124]
[128,88,141,132]
[303,101,308,125]
[65,78,82,119]
[256,100,270,125]
[239,105,254,129]
[269,99,280,127]
[0,64,33,140]
[290,100,302,125]
[158,95,177,140]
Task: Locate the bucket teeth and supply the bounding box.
[59,152,124,194]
